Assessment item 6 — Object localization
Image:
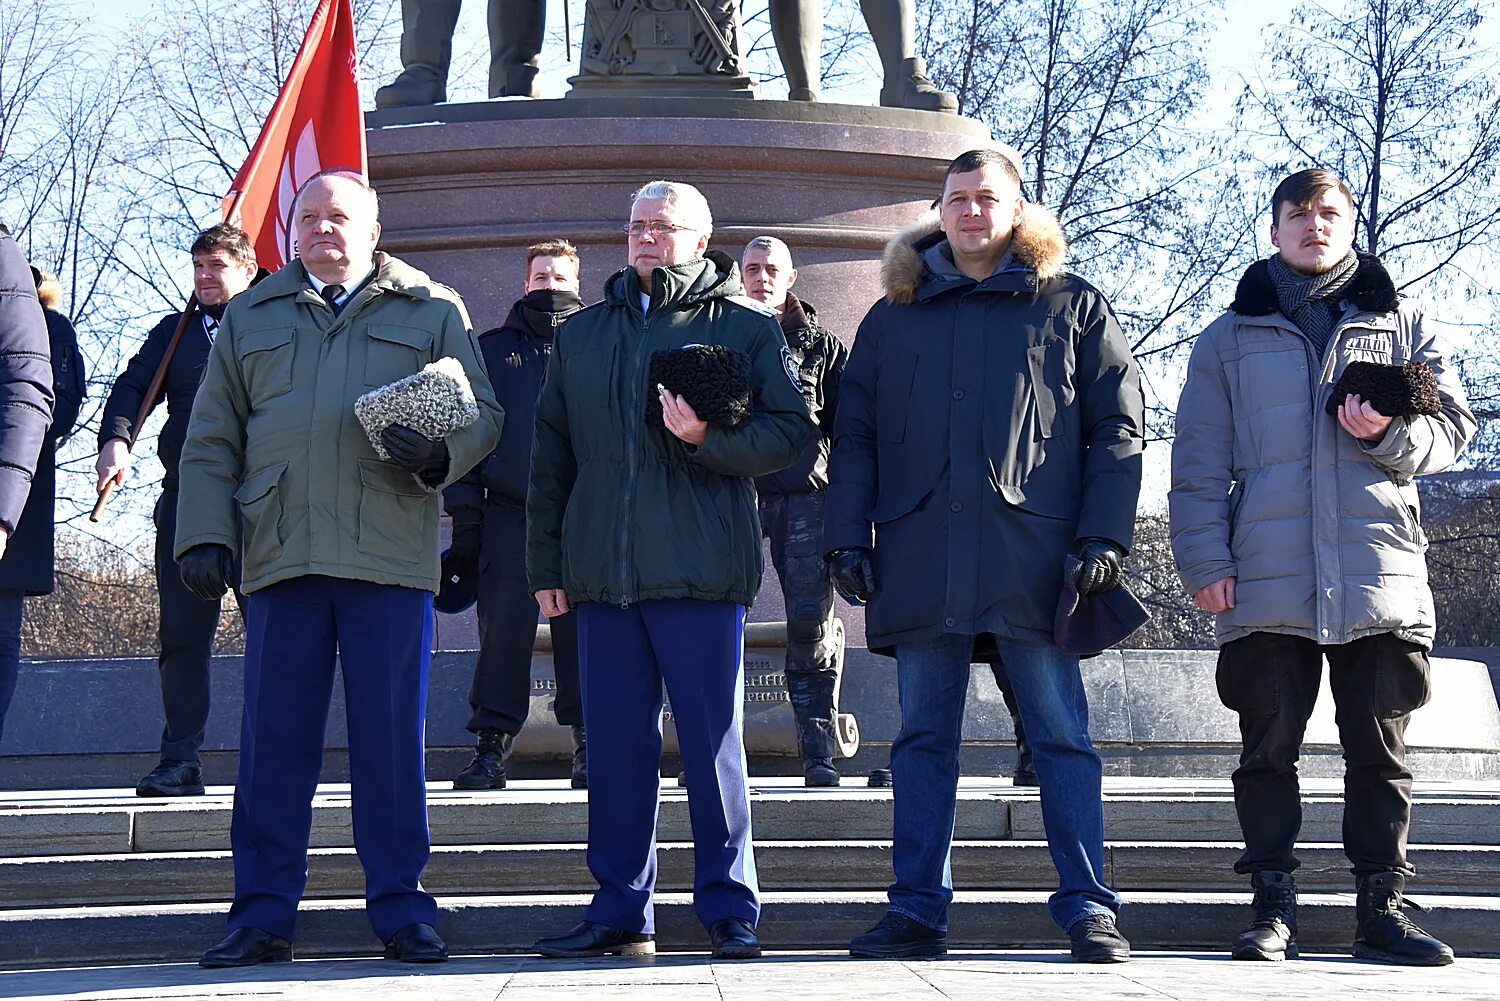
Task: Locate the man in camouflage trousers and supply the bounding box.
[741,236,849,786]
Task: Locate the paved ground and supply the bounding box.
[2,952,1498,1001]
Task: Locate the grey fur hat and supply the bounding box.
[355,357,480,459]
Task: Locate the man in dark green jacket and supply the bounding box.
[527,180,815,962]
[178,171,502,969]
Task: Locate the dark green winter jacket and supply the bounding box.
[526,251,817,606]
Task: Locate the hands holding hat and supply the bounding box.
[381,424,450,484]
[1075,539,1125,595]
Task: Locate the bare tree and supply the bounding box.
[1238,0,1500,294]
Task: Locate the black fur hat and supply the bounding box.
[645,345,752,428]
[1325,361,1442,418]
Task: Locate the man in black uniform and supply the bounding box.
[740,236,849,786]
[95,224,257,797]
[445,240,586,789]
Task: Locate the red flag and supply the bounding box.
[223,0,367,272]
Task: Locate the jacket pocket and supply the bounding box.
[877,350,917,443]
[357,458,427,560]
[364,324,434,387]
[1026,344,1056,439]
[234,461,288,570]
[237,327,296,405]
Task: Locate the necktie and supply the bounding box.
[320,283,345,316]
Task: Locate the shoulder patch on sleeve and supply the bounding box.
[726,294,777,317]
[780,345,800,388]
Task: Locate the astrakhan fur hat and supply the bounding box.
[355,357,480,459]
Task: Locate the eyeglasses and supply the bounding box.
[623,221,695,237]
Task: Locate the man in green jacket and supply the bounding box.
[176,170,502,968]
[527,180,816,961]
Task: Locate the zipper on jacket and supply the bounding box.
[616,303,651,607]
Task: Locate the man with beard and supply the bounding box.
[446,240,588,790]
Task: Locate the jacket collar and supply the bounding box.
[880,203,1069,305]
[1229,252,1400,318]
[604,250,744,314]
[780,296,818,348]
[243,253,435,309]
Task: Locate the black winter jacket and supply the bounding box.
[98,309,219,484]
[445,289,583,522]
[527,252,816,606]
[0,235,53,537]
[0,305,85,594]
[755,297,847,496]
[825,208,1145,654]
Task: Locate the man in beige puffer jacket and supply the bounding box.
[1170,169,1474,967]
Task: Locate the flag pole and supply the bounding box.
[90,189,249,523]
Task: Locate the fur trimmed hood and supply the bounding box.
[30,266,62,311]
[881,203,1069,305]
[1230,252,1400,317]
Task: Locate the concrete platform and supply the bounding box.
[4,951,1499,1001]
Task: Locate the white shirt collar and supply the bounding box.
[305,263,375,304]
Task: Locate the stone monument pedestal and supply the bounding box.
[364,98,991,339]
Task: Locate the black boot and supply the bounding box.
[453,728,512,790]
[788,673,841,787]
[570,725,588,790]
[1232,870,1298,961]
[1353,871,1454,966]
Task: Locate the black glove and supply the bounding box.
[179,544,235,602]
[381,424,450,484]
[827,547,876,604]
[444,522,482,575]
[1076,538,1124,595]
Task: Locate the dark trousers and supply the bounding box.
[0,588,21,745]
[578,599,759,933]
[1217,631,1432,878]
[155,485,243,763]
[468,503,580,733]
[758,491,842,682]
[228,575,437,942]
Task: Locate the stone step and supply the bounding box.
[4,891,1498,967]
[4,783,1498,857]
[3,842,1498,909]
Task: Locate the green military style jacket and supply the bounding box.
[527,251,816,607]
[175,253,503,595]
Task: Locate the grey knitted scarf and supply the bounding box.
[1267,249,1359,359]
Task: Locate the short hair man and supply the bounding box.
[740,235,850,786]
[527,180,815,960]
[95,223,257,798]
[1169,168,1474,966]
[444,239,588,790]
[826,148,1144,962]
[177,170,502,967]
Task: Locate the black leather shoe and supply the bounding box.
[454,729,511,790]
[709,917,762,959]
[1069,912,1130,963]
[137,760,206,797]
[535,921,655,958]
[200,927,292,968]
[868,767,893,788]
[849,912,946,958]
[384,922,448,963]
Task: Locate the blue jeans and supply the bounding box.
[889,632,1119,932]
[0,589,22,745]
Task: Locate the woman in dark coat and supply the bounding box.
[0,251,72,743]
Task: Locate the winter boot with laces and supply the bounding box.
[1353,871,1454,966]
[453,728,513,790]
[1232,870,1298,961]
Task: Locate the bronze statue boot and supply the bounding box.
[376,65,448,109]
[879,57,958,113]
[787,87,819,102]
[491,64,541,99]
